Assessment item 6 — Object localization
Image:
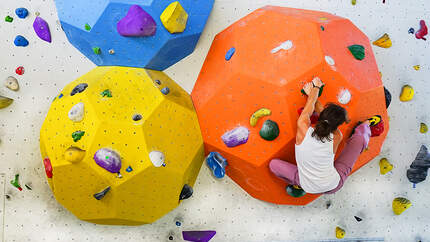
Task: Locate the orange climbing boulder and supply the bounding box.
[191,6,389,205]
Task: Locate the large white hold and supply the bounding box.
[271,40,293,54]
[338,89,352,104]
[325,56,335,66]
[68,102,85,122]
[149,151,165,167]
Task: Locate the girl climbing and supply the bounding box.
[269,77,383,197]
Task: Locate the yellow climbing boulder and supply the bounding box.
[379,158,393,175]
[160,1,189,34]
[335,226,345,239]
[400,85,414,102]
[40,66,204,225]
[392,197,412,215]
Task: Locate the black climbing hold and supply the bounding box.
[384,86,391,109]
[326,200,332,209]
[259,120,280,141]
[406,145,430,184]
[5,194,10,200]
[286,184,306,198]
[132,114,142,121]
[94,186,111,200]
[354,216,362,222]
[168,236,174,240]
[408,28,415,34]
[71,83,88,96]
[179,184,193,200]
[155,80,161,85]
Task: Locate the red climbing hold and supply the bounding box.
[15,66,24,75]
[43,158,53,178]
[370,120,384,137]
[415,20,428,41]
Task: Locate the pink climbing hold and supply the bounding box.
[415,20,428,41]
[33,16,51,43]
[182,231,216,242]
[117,5,156,37]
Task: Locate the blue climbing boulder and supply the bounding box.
[55,0,214,70]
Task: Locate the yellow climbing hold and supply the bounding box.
[392,197,412,215]
[420,123,428,134]
[64,147,86,163]
[372,33,392,48]
[413,65,420,71]
[0,95,13,109]
[250,108,272,127]
[399,85,414,102]
[335,226,345,239]
[160,1,189,34]
[351,0,357,5]
[379,158,393,175]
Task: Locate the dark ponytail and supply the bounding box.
[312,103,347,142]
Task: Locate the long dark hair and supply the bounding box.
[312,103,347,142]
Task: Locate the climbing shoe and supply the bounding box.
[286,184,306,198]
[367,115,382,126]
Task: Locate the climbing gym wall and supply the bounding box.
[0,0,429,242]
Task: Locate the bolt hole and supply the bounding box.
[132,114,142,121]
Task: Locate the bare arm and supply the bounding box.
[314,100,324,114]
[333,129,343,154]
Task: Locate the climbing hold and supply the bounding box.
[176,221,182,226]
[354,216,362,222]
[94,186,111,200]
[68,102,85,122]
[15,8,29,19]
[351,0,357,5]
[337,89,351,104]
[179,184,193,200]
[93,47,101,55]
[379,158,393,175]
[370,119,384,137]
[132,114,142,121]
[406,145,430,185]
[372,33,392,48]
[348,44,365,60]
[225,47,236,61]
[43,158,53,178]
[108,49,115,55]
[94,148,122,173]
[221,126,249,147]
[25,184,32,190]
[5,194,11,200]
[325,56,335,66]
[15,66,24,75]
[4,76,19,91]
[65,147,86,163]
[0,95,13,109]
[169,235,174,240]
[413,65,420,71]
[399,85,414,102]
[70,83,88,96]
[301,84,325,97]
[335,227,345,239]
[117,5,156,37]
[271,40,293,54]
[33,16,52,43]
[58,93,63,99]
[149,151,165,167]
[14,35,29,47]
[259,120,280,141]
[298,107,319,124]
[160,1,189,34]
[320,26,325,31]
[326,200,332,209]
[85,23,91,31]
[384,87,391,108]
[5,16,13,22]
[161,87,170,95]
[415,20,428,41]
[72,131,85,142]
[206,152,228,178]
[182,231,216,242]
[155,80,161,85]
[10,174,22,191]
[392,197,412,215]
[101,89,112,97]
[420,123,428,134]
[408,28,415,34]
[286,185,306,198]
[250,108,272,127]
[126,166,133,172]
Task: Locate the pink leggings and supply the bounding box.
[269,123,371,194]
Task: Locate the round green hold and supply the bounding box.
[259,120,279,141]
[286,185,306,198]
[348,44,365,60]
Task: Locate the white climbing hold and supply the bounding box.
[338,89,351,104]
[325,56,335,66]
[271,40,293,54]
[4,76,19,91]
[149,151,165,167]
[68,102,85,122]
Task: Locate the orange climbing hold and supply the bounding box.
[191,6,389,205]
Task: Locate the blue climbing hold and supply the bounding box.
[15,8,29,19]
[126,166,133,172]
[161,87,170,95]
[225,47,235,61]
[14,35,29,47]
[408,28,415,34]
[58,93,64,99]
[206,152,228,178]
[175,221,182,226]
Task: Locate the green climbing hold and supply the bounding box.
[259,120,280,141]
[348,44,365,60]
[301,84,325,97]
[286,185,306,198]
[72,131,85,142]
[93,47,101,55]
[101,89,112,97]
[320,26,325,31]
[85,23,91,31]
[5,16,13,22]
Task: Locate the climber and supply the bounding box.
[269,77,383,197]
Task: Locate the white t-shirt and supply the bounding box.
[295,127,340,194]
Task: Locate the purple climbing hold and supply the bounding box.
[117,5,156,37]
[182,231,216,242]
[93,148,121,173]
[221,126,249,148]
[33,16,51,43]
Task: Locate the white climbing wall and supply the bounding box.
[0,0,430,241]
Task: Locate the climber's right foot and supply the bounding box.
[286,184,306,198]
